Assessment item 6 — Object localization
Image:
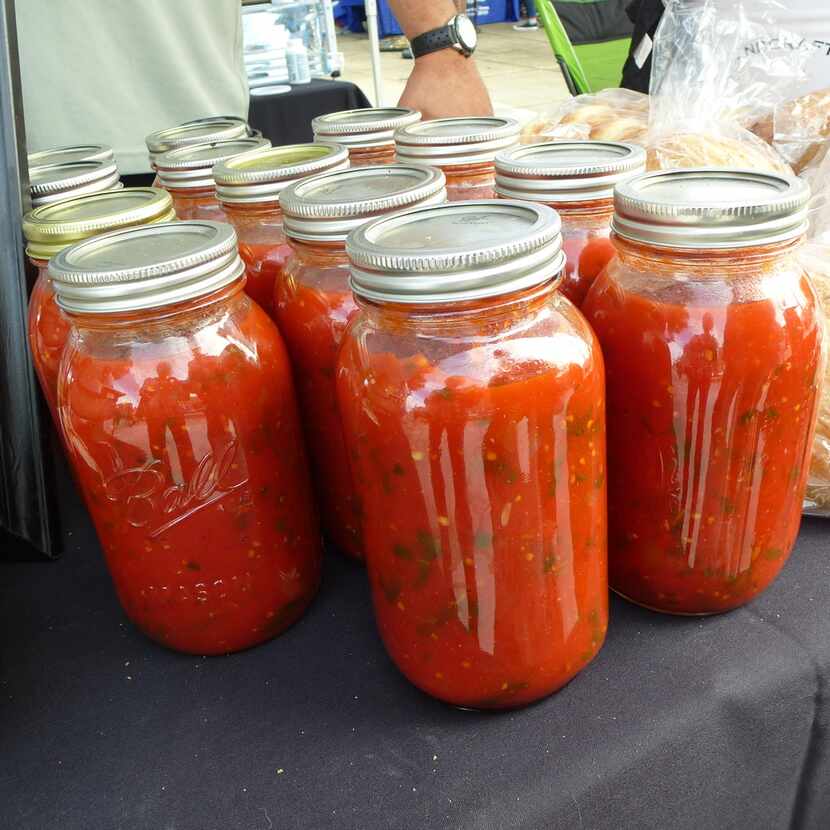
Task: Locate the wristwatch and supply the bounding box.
[410,14,478,59]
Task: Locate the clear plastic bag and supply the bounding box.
[520,89,649,145]
[752,88,830,175]
[646,0,812,174]
[800,150,830,516]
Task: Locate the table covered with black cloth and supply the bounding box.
[2,469,830,829]
[247,79,371,146]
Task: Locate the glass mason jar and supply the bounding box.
[154,136,270,221]
[49,221,322,655]
[312,106,420,167]
[395,116,520,201]
[278,164,447,560]
[339,200,608,709]
[582,169,823,615]
[495,141,646,308]
[23,187,176,423]
[214,142,349,317]
[145,117,250,180]
[29,159,122,208]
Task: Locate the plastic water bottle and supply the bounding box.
[287,39,311,85]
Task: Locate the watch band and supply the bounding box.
[411,20,463,59]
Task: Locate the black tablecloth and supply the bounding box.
[2,469,830,829]
[247,79,372,146]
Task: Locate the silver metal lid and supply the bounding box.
[495,141,647,203]
[145,119,249,160]
[28,144,114,167]
[612,168,811,249]
[49,221,245,314]
[280,164,447,243]
[214,142,349,204]
[394,117,521,167]
[347,200,565,304]
[312,107,421,148]
[154,137,272,190]
[181,115,251,132]
[29,160,122,207]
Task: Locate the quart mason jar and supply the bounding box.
[154,136,270,222]
[145,117,250,181]
[312,107,420,166]
[495,141,646,308]
[50,221,322,654]
[213,142,349,317]
[339,200,608,708]
[29,159,122,208]
[23,187,176,423]
[583,169,823,614]
[278,164,447,559]
[29,143,114,168]
[394,116,520,201]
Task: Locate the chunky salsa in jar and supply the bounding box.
[278,164,447,559]
[23,187,176,423]
[312,107,420,166]
[154,136,270,221]
[213,142,349,317]
[50,221,321,654]
[339,200,608,708]
[495,141,646,307]
[395,117,520,201]
[583,169,822,614]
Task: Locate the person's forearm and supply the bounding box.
[388,0,460,39]
[389,0,493,118]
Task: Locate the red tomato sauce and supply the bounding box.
[443,163,496,202]
[60,290,322,653]
[561,232,615,308]
[584,256,822,613]
[275,269,362,558]
[28,260,71,422]
[337,299,608,708]
[239,240,293,318]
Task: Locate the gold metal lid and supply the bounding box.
[214,142,349,204]
[23,187,176,260]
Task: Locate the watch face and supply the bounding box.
[455,15,478,52]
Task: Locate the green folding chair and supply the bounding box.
[536,0,632,94]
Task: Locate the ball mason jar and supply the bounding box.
[312,107,421,166]
[23,187,176,423]
[50,221,322,654]
[582,168,824,614]
[213,142,349,317]
[339,200,608,708]
[154,136,270,222]
[278,164,447,559]
[145,117,250,181]
[394,116,520,202]
[29,159,122,208]
[495,141,646,308]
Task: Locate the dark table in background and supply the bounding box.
[248,79,371,146]
[2,462,830,830]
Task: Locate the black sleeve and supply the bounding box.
[620,0,665,93]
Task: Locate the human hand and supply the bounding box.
[398,50,493,120]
